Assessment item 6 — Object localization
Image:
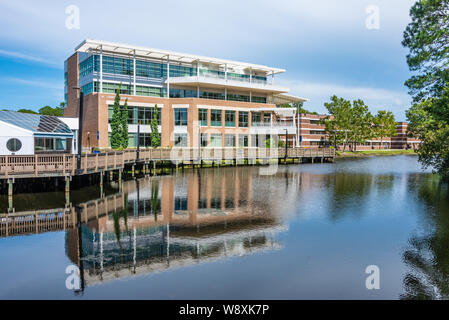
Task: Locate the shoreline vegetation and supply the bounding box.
[336,149,417,158]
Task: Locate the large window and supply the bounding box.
[201,133,208,147]
[252,96,267,103]
[174,108,188,126]
[199,109,208,126]
[135,86,163,97]
[225,134,236,147]
[34,137,71,152]
[239,111,249,127]
[210,134,222,147]
[225,111,235,127]
[239,135,248,147]
[170,88,196,98]
[251,134,259,147]
[211,110,222,127]
[174,133,188,147]
[108,105,161,125]
[200,91,225,100]
[135,60,166,78]
[227,93,250,102]
[263,113,271,124]
[102,56,133,76]
[138,133,154,147]
[252,112,261,125]
[170,65,197,77]
[102,82,132,95]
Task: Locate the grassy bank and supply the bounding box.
[336,149,417,158]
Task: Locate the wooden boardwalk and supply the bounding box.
[0,147,335,179]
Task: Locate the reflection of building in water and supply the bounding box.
[66,170,287,287]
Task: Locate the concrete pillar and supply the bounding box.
[132,165,135,178]
[153,161,157,176]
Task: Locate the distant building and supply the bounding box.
[0,111,75,155]
[297,113,421,150]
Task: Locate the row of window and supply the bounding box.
[81,81,267,103]
[108,105,161,125]
[198,109,271,127]
[175,133,272,147]
[78,54,267,83]
[108,131,274,148]
[107,105,273,128]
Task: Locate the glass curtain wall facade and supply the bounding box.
[78,53,268,103]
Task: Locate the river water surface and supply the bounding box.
[1,155,448,299]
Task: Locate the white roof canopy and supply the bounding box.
[76,39,286,75]
[272,94,309,105]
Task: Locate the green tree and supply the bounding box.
[121,98,129,149]
[110,85,122,149]
[373,110,397,148]
[17,109,38,114]
[150,104,160,148]
[403,0,449,179]
[323,96,353,151]
[349,99,374,151]
[38,105,63,116]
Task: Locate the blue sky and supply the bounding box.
[0,0,416,120]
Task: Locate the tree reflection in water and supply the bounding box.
[401,176,449,299]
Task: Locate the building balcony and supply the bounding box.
[166,76,289,94]
[251,121,296,134]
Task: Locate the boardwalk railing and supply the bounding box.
[0,147,335,178]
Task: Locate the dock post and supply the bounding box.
[109,170,113,182]
[65,175,70,205]
[118,169,123,191]
[8,178,14,211]
[132,165,135,178]
[99,171,104,195]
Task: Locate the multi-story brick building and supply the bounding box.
[297,113,420,150]
[64,40,307,150]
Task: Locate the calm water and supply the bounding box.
[1,155,448,300]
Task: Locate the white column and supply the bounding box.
[225,64,228,82]
[249,67,252,83]
[271,71,274,85]
[249,91,252,103]
[166,55,170,98]
[99,46,103,93]
[293,110,298,147]
[133,50,136,95]
[197,60,200,77]
[197,85,199,98]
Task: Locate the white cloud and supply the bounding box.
[0,76,62,90]
[0,49,60,67]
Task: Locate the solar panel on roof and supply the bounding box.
[0,111,72,134]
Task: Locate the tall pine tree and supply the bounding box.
[110,84,122,149]
[150,104,161,148]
